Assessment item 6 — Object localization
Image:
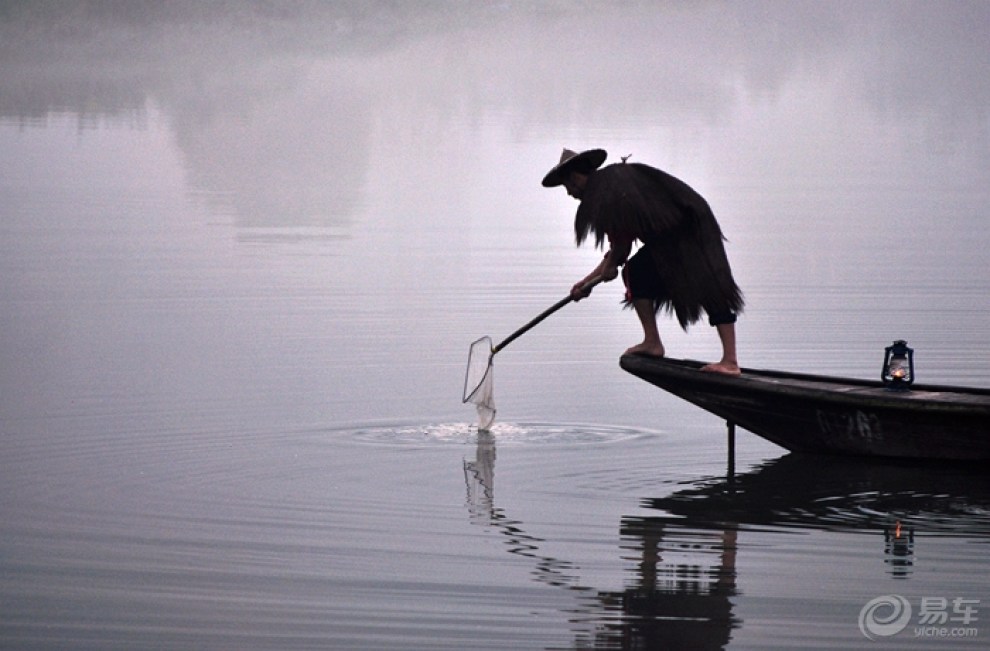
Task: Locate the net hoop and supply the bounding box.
[462,336,494,403]
[463,336,497,430]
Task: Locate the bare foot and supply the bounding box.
[701,361,741,376]
[624,342,665,358]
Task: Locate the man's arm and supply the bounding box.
[571,233,632,300]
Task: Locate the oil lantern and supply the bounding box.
[882,340,915,389]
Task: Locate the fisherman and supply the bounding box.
[542,148,744,375]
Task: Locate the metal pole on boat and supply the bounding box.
[726,421,736,481]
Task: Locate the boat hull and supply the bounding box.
[620,356,990,462]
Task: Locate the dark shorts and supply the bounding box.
[625,247,737,326]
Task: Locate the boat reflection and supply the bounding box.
[644,453,990,539]
[464,436,990,649]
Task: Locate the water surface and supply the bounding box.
[1,3,988,649]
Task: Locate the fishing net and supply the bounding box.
[460,277,602,432]
[462,336,496,431]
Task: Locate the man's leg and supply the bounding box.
[701,322,740,375]
[624,298,665,357]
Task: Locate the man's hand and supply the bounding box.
[572,265,617,301]
[571,281,593,301]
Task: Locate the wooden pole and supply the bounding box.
[726,421,736,481]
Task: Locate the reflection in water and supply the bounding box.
[604,521,738,650]
[644,453,990,584]
[884,521,915,579]
[466,436,990,648]
[3,1,989,239]
[464,431,586,589]
[169,65,371,237]
[646,454,990,537]
[464,432,740,649]
[0,2,405,233]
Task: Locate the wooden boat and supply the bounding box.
[619,355,990,462]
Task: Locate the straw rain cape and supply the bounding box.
[575,162,744,329]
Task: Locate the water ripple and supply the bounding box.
[342,421,662,447]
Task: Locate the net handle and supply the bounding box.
[492,275,603,354]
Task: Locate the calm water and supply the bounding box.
[2,3,989,649]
